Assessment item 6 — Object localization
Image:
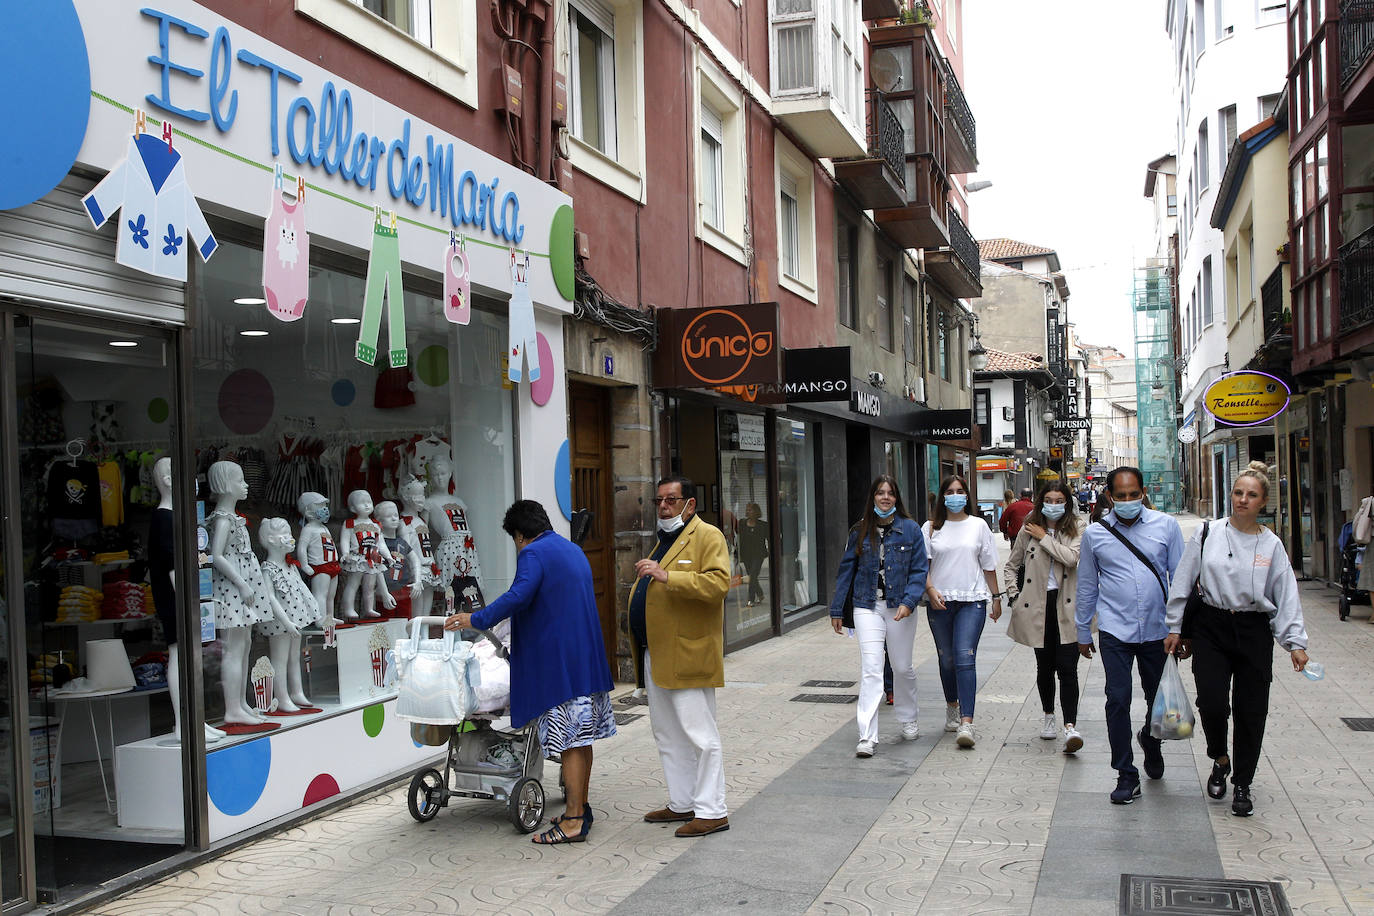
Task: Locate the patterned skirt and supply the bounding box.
[536,692,617,754]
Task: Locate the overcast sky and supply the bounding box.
[963,0,1175,354]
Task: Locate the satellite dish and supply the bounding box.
[870,49,903,93]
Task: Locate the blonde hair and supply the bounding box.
[1236,460,1271,500]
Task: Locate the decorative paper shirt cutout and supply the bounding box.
[443,235,471,325]
[507,252,538,383]
[262,178,310,321]
[82,132,217,280]
[356,210,407,368]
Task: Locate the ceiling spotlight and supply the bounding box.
[330,317,361,325]
[239,329,270,337]
[234,297,267,306]
[108,340,139,348]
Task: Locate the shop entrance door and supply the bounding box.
[1,309,187,906]
[568,382,617,679]
[0,314,26,905]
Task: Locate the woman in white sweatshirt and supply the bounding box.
[1164,461,1310,818]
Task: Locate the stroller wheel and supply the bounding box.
[408,768,445,822]
[508,776,545,833]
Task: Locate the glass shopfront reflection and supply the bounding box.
[718,411,772,643]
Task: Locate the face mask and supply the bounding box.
[943,494,968,513]
[874,504,897,519]
[1041,503,1066,520]
[658,507,688,534]
[313,506,329,522]
[1113,499,1143,520]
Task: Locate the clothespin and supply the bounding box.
[162,121,174,152]
[509,247,517,266]
[296,176,306,203]
[389,210,397,230]
[374,205,382,225]
[449,230,458,249]
[273,163,284,190]
[133,109,146,137]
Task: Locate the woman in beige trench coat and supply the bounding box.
[1005,480,1085,754]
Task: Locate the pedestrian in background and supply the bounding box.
[1164,461,1309,817]
[1076,467,1183,805]
[830,475,928,758]
[923,475,1003,749]
[1000,488,1035,543]
[631,476,733,838]
[736,502,768,608]
[1005,480,1085,753]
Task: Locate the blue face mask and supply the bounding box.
[943,494,968,513]
[1113,499,1143,520]
[1041,503,1066,520]
[874,504,897,519]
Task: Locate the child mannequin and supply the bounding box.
[424,458,483,591]
[338,489,394,621]
[398,477,442,618]
[256,518,323,714]
[295,491,341,626]
[374,500,422,618]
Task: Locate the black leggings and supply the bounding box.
[1034,591,1080,723]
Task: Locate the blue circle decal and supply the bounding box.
[554,439,572,521]
[0,2,91,210]
[331,379,356,407]
[207,736,272,817]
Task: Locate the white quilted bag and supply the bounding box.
[393,617,479,725]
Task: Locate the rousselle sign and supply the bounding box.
[655,303,780,389]
[1203,371,1290,427]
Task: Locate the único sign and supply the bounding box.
[1202,371,1290,427]
[655,303,780,389]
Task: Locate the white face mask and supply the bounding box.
[657,506,688,534]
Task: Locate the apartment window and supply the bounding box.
[903,276,917,365]
[1257,1,1285,26]
[700,103,724,230]
[779,174,800,280]
[831,0,862,124]
[974,389,991,447]
[775,134,817,298]
[876,256,894,352]
[363,0,413,33]
[1215,0,1234,38]
[1167,194,1178,217]
[1258,92,1281,121]
[1203,256,1215,326]
[937,310,949,381]
[837,218,857,330]
[1194,0,1205,56]
[1198,121,1210,190]
[1219,105,1237,174]
[571,1,617,158]
[772,0,817,93]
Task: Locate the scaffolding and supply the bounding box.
[1133,262,1182,512]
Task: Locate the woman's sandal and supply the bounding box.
[550,804,593,827]
[532,816,589,845]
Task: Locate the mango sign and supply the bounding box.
[1203,371,1290,426]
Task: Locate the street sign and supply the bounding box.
[1051,418,1091,430]
[1050,447,1064,459]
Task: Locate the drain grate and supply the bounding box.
[614,693,648,707]
[1342,717,1374,732]
[801,679,856,688]
[613,713,643,726]
[1120,875,1292,915]
[790,693,858,704]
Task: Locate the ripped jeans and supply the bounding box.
[926,600,988,719]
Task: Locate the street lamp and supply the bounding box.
[968,334,989,372]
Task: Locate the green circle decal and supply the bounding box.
[416,345,449,387]
[148,398,169,424]
[549,204,575,302]
[362,703,385,738]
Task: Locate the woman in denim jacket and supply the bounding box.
[830,475,929,758]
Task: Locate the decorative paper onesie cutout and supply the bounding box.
[262,170,310,321]
[82,131,217,280]
[443,233,471,325]
[507,251,538,383]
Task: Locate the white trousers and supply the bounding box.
[644,651,727,819]
[854,600,919,743]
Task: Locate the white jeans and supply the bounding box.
[854,600,919,743]
[644,651,727,819]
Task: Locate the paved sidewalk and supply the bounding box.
[91,528,1374,915]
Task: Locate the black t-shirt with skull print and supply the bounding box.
[47,461,102,522]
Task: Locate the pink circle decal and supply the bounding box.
[531,332,555,407]
[218,369,275,434]
[303,773,340,807]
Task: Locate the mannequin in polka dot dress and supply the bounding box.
[256,518,323,715]
[338,488,394,621]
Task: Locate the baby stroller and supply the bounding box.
[1337,522,1370,621]
[400,617,547,832]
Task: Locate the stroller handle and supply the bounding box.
[409,616,510,661]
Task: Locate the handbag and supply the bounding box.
[1180,521,1211,639]
[393,616,480,725]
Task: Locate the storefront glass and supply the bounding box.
[717,411,772,643]
[0,318,19,905]
[777,417,819,615]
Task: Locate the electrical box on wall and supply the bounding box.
[574,230,590,260]
[497,65,523,116]
[552,72,568,127]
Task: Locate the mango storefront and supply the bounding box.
[0,1,574,907]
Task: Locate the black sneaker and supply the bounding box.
[1137,727,1165,779]
[1110,775,1142,805]
[1231,785,1253,817]
[1207,759,1231,799]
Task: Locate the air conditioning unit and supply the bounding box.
[910,377,926,403]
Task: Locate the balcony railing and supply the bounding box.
[1339,224,1374,331]
[1341,0,1374,87]
[1260,264,1286,338]
[948,207,979,281]
[943,62,977,168]
[868,89,905,189]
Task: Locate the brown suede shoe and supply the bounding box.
[643,807,695,823]
[675,816,729,837]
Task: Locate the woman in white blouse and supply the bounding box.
[923,475,1003,749]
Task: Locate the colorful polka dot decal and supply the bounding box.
[331,378,356,407]
[302,773,341,807]
[218,369,274,435]
[147,397,169,424]
[549,205,575,302]
[531,332,555,407]
[362,703,385,738]
[416,345,449,387]
[554,439,572,521]
[206,736,272,816]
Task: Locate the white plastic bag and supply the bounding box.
[393,616,479,725]
[1149,655,1196,740]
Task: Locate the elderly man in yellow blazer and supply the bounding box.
[630,475,732,837]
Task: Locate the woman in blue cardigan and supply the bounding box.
[446,500,615,845]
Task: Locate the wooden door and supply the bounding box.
[569,382,617,679]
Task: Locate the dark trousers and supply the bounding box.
[1099,631,1166,780]
[742,556,765,603]
[1034,591,1080,723]
[1191,604,1274,787]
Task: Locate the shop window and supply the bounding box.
[777,416,819,617]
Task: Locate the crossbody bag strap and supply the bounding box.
[1194,521,1209,595]
[1098,521,1169,603]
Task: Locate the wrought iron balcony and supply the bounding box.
[1339,224,1374,332]
[923,207,982,299]
[871,89,905,187]
[943,62,977,174]
[1260,264,1286,338]
[1341,0,1374,87]
[833,89,907,210]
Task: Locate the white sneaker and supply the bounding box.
[855,740,876,757]
[1040,714,1058,740]
[1063,726,1084,755]
[944,706,960,732]
[901,721,921,741]
[956,722,976,748]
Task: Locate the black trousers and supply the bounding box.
[1190,603,1274,788]
[1033,591,1080,723]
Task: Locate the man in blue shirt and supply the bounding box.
[1075,466,1183,804]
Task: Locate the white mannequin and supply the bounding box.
[295,492,341,627]
[153,457,225,745]
[398,478,442,618]
[207,461,274,727]
[256,518,321,713]
[374,500,423,616]
[423,458,483,591]
[338,489,393,621]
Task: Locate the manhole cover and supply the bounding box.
[1342,717,1374,732]
[614,713,643,726]
[615,693,648,707]
[1120,875,1292,915]
[801,679,856,688]
[790,693,858,704]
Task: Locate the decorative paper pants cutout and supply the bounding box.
[263,187,310,321]
[508,260,539,383]
[444,244,471,325]
[356,223,407,367]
